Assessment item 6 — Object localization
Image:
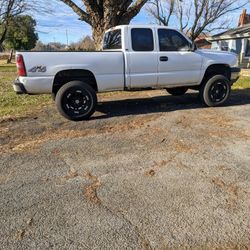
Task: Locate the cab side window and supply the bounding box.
[158,29,191,51]
[131,28,154,51]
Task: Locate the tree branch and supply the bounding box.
[122,0,148,22]
[59,0,91,25]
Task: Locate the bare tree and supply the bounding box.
[70,36,95,51]
[59,0,149,49]
[148,0,176,26]
[148,0,249,41]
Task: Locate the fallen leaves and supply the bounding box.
[14,217,34,241]
[84,173,101,204]
[15,229,25,240]
[146,169,156,177]
[212,177,239,208]
[145,160,169,177]
[63,168,79,180]
[0,115,158,153]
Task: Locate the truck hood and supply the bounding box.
[197,49,238,67]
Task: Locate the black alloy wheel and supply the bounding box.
[56,81,97,121]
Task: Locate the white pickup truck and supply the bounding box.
[13,25,240,121]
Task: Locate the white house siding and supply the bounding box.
[211,39,242,54]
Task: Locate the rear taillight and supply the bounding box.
[16,54,27,76]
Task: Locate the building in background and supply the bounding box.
[195,35,211,49]
[208,9,250,68]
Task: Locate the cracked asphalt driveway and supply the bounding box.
[0,89,250,249]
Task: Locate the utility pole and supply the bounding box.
[66,29,69,46]
[156,0,161,25]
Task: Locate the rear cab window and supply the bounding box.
[131,28,154,51]
[103,29,122,50]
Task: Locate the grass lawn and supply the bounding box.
[232,76,250,90]
[0,64,52,118]
[0,63,250,118]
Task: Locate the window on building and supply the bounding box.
[211,42,220,50]
[220,41,229,51]
[245,39,250,57]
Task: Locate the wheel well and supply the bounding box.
[203,64,231,82]
[53,69,98,94]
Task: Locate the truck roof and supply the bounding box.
[105,24,172,32]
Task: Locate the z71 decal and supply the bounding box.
[29,66,47,73]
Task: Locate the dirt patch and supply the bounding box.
[15,229,25,241]
[175,115,191,128]
[84,173,102,204]
[173,140,193,153]
[199,109,250,139]
[146,169,156,177]
[0,114,158,153]
[145,157,176,177]
[0,115,157,152]
[212,177,239,208]
[63,168,79,180]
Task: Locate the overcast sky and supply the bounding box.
[33,1,250,44]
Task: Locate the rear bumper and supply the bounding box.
[13,76,53,94]
[13,79,27,94]
[230,67,241,84]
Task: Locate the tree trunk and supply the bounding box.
[59,0,149,51]
[92,25,106,51]
[7,49,14,64]
[0,25,8,47]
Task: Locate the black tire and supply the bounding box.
[166,87,188,96]
[56,81,97,121]
[200,75,231,107]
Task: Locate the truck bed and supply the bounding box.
[18,51,125,93]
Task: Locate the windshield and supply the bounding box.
[103,29,122,50]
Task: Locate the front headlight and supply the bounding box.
[231,54,239,68]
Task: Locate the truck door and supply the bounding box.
[127,28,158,89]
[157,28,203,87]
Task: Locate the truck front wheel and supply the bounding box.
[166,87,188,96]
[56,81,97,121]
[200,75,231,107]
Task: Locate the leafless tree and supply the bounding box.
[59,0,149,49]
[70,36,95,51]
[148,0,249,41]
[148,0,176,26]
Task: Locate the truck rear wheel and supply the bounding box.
[56,81,97,121]
[200,75,231,107]
[166,87,188,96]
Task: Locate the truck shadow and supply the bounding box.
[95,89,250,119]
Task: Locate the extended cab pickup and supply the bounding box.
[14,25,240,121]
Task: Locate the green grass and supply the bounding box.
[0,64,51,118]
[232,76,250,90]
[0,63,250,118]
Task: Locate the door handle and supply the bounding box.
[160,56,168,62]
